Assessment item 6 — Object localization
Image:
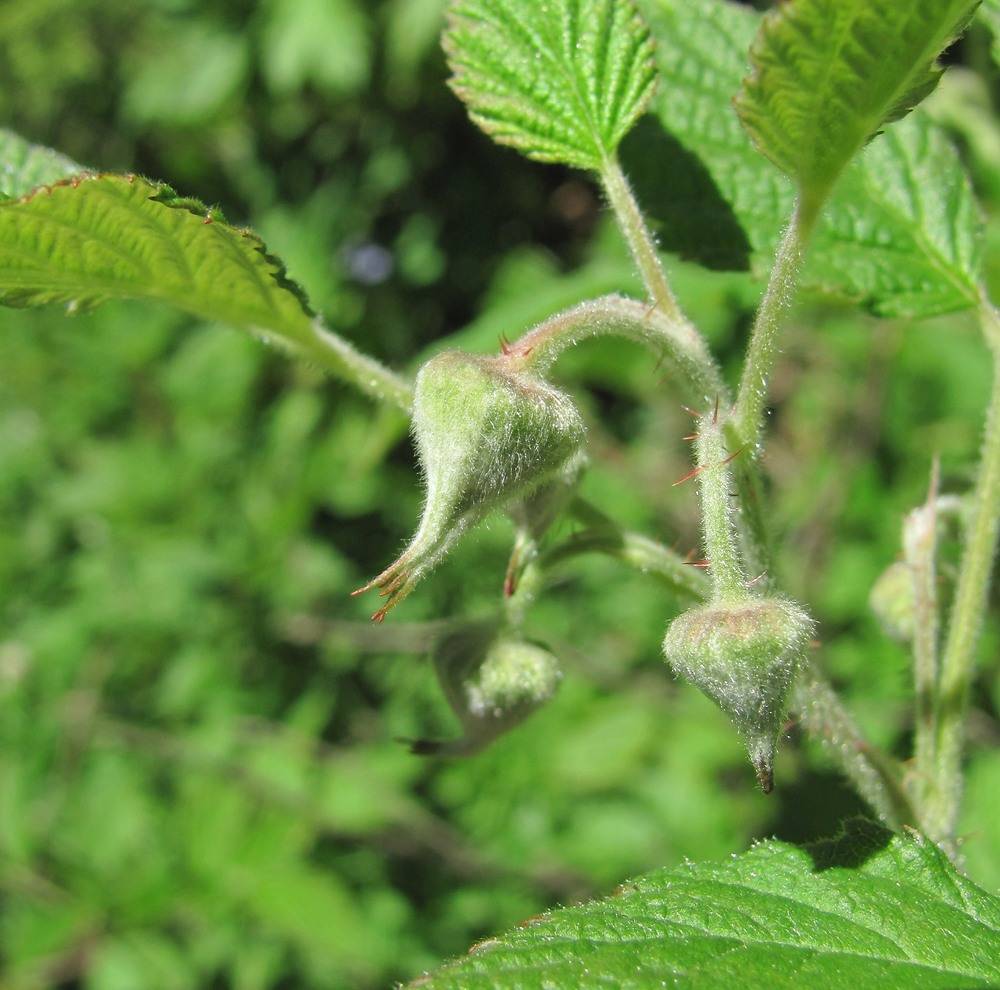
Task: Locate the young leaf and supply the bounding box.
[0,129,84,199]
[410,822,1000,989]
[0,169,412,410]
[443,0,656,171]
[637,0,980,319]
[735,0,979,226]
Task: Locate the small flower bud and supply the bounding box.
[662,596,814,792]
[407,620,562,755]
[869,561,915,643]
[355,351,585,619]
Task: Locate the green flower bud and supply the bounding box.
[408,620,562,755]
[355,351,585,620]
[662,596,814,792]
[869,561,915,643]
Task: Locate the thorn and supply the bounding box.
[747,570,767,588]
[499,333,512,355]
[681,405,702,419]
[721,447,745,466]
[682,433,700,441]
[504,572,516,597]
[712,396,720,424]
[682,559,712,568]
[672,464,706,486]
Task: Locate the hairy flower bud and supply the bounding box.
[355,351,585,620]
[407,620,562,755]
[662,596,814,792]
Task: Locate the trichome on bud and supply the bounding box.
[662,595,813,792]
[354,349,585,620]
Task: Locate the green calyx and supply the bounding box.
[407,620,562,755]
[355,349,585,620]
[662,596,814,792]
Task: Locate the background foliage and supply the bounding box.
[0,1,998,988]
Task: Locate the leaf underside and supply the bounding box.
[636,0,980,318]
[411,822,1000,989]
[734,0,980,219]
[443,0,657,171]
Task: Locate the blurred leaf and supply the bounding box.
[0,128,84,199]
[638,0,981,317]
[734,0,979,225]
[123,23,249,126]
[414,822,1000,989]
[983,0,1000,65]
[443,0,656,171]
[262,0,371,96]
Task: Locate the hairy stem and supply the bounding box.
[924,298,1000,848]
[693,408,746,601]
[304,316,414,413]
[733,203,809,449]
[904,463,941,812]
[600,155,681,322]
[540,497,712,604]
[509,294,726,407]
[793,667,915,831]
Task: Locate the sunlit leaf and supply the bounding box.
[735,0,979,224]
[412,822,1000,989]
[637,0,980,318]
[443,0,656,171]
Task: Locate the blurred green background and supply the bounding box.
[1,1,998,987]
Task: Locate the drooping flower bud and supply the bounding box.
[354,350,585,620]
[662,596,814,792]
[407,620,562,755]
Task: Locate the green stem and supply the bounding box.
[732,202,810,449]
[792,667,915,831]
[302,316,414,414]
[694,409,746,601]
[538,497,712,604]
[924,298,1000,848]
[903,463,941,811]
[600,156,682,324]
[509,294,726,407]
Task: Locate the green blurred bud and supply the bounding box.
[869,561,915,643]
[355,350,585,619]
[408,620,562,755]
[662,596,814,792]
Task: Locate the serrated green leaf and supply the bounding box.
[411,822,1000,989]
[809,113,981,318]
[0,130,85,200]
[0,171,413,410]
[735,0,980,224]
[443,0,656,171]
[636,0,980,318]
[0,173,313,327]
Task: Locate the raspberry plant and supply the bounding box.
[1,0,999,986]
